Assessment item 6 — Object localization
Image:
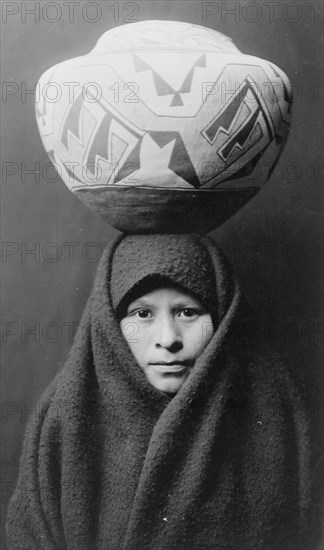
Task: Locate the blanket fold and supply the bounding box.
[7,234,317,550]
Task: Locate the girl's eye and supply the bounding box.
[178,308,199,318]
[134,309,152,319]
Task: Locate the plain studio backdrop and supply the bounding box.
[1,1,323,548]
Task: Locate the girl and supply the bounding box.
[7,233,316,549]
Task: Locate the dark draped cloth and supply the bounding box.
[7,234,317,550]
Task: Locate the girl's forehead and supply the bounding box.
[127,287,203,307]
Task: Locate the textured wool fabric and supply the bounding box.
[111,233,218,322]
[7,234,317,550]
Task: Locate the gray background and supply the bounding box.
[1,1,323,547]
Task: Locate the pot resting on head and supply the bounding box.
[35,21,292,233]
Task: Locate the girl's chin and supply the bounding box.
[148,371,190,395]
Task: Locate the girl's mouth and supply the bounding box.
[149,361,192,373]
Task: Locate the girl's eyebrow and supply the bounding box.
[171,301,202,309]
[127,298,205,311]
[128,297,152,308]
[126,298,153,313]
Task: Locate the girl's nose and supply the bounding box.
[155,316,183,352]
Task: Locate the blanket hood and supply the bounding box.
[7,234,316,550]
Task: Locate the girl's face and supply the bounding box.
[120,287,214,394]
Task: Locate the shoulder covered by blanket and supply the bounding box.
[7,234,319,550]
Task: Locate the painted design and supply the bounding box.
[94,21,237,53]
[133,53,206,107]
[36,21,292,195]
[201,76,274,182]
